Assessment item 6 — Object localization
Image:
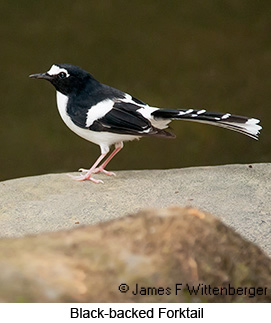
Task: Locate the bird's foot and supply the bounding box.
[68,172,104,184]
[94,167,116,176]
[68,166,115,183]
[79,167,116,177]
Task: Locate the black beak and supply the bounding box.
[29,72,52,80]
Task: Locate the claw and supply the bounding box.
[90,178,104,184]
[67,173,104,184]
[93,168,116,176]
[78,168,89,173]
[78,167,116,177]
[102,170,116,176]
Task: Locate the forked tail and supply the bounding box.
[151,108,262,140]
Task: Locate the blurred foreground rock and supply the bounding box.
[0,207,270,302]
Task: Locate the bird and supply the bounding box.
[29,64,262,183]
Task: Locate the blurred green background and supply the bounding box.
[0,0,270,181]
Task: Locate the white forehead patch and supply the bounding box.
[47,65,70,77]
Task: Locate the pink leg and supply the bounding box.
[79,142,123,177]
[93,142,123,176]
[69,152,108,183]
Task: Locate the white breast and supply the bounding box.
[56,91,69,124]
[55,91,139,148]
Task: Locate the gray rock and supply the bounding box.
[1,207,271,302]
[0,163,270,255]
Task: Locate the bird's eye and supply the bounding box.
[59,72,66,79]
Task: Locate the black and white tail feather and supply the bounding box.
[151,108,261,140]
[86,92,262,142]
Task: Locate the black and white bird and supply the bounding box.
[30,64,262,183]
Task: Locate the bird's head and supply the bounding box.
[29,64,95,95]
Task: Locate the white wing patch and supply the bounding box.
[47,64,70,77]
[55,92,139,148]
[121,94,147,107]
[86,99,114,127]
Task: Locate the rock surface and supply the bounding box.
[0,207,270,303]
[0,163,270,255]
